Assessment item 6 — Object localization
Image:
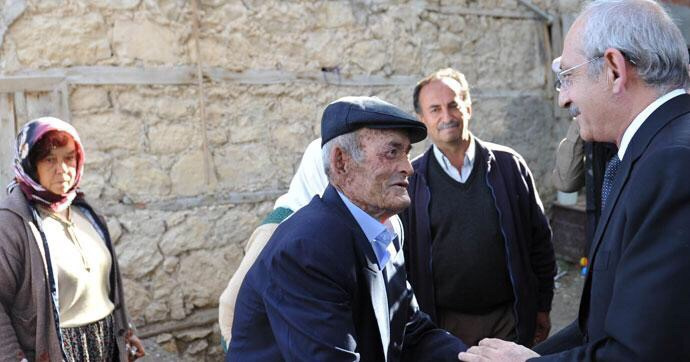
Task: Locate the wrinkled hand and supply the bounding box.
[125,331,146,361]
[533,311,551,346]
[458,338,539,362]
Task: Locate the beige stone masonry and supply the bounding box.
[0,0,581,359]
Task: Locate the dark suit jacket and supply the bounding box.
[227,185,466,361]
[534,93,690,361]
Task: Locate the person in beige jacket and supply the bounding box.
[218,138,326,350]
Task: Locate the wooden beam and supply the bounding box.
[0,76,64,92]
[99,189,285,215]
[65,66,196,85]
[425,5,540,20]
[0,67,547,97]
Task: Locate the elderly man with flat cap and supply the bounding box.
[227,96,467,361]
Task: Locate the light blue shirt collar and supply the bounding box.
[337,190,393,269]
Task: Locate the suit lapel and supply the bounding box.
[364,259,390,360]
[322,185,390,359]
[580,93,690,328]
[588,93,690,260]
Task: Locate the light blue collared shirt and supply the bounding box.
[337,190,395,270]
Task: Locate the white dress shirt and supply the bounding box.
[432,137,476,183]
[618,89,687,160]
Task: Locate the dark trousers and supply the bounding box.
[437,302,517,346]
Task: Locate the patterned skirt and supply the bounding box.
[61,313,116,362]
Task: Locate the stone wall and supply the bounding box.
[0,0,581,360]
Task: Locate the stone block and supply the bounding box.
[144,300,169,323]
[71,113,142,152]
[349,39,387,74]
[195,33,252,70]
[111,156,171,199]
[170,150,213,196]
[303,30,345,67]
[70,87,110,112]
[185,339,208,355]
[163,256,179,273]
[115,234,163,278]
[149,123,198,154]
[439,32,463,55]
[211,205,260,246]
[159,215,212,256]
[9,13,110,67]
[176,328,212,342]
[317,1,356,28]
[155,333,173,343]
[205,1,249,29]
[161,339,178,354]
[271,120,312,156]
[113,19,182,63]
[80,172,105,200]
[178,246,243,308]
[121,278,150,322]
[214,142,277,191]
[115,88,195,122]
[118,211,166,238]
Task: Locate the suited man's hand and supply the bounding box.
[533,311,551,346]
[458,338,539,362]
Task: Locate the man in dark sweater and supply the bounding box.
[402,68,556,347]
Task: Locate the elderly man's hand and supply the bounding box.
[458,338,540,362]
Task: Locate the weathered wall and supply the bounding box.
[0,0,582,360]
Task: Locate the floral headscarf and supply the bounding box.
[9,117,85,212]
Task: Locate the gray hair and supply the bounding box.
[581,0,690,93]
[322,130,364,179]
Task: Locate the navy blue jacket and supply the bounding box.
[402,138,555,346]
[228,185,467,361]
[534,93,690,361]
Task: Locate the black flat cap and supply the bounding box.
[320,96,427,146]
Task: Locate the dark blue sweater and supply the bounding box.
[401,138,556,346]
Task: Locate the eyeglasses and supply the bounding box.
[553,56,601,92]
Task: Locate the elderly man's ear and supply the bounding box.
[331,146,349,178]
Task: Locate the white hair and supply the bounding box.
[580,0,689,93]
[321,130,364,179]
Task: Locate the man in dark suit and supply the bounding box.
[227,96,467,361]
[459,0,690,361]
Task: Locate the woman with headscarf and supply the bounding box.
[0,117,145,362]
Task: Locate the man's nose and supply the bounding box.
[441,107,454,122]
[557,88,570,109]
[401,157,414,177]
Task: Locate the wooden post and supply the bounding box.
[191,0,215,186]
